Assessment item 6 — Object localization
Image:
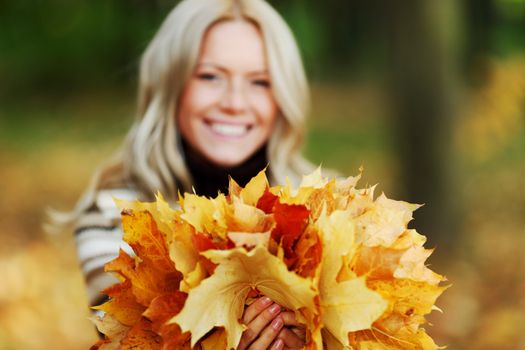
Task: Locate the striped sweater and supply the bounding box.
[74,188,139,306]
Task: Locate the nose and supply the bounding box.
[220,78,247,114]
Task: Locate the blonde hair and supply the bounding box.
[52,0,314,229]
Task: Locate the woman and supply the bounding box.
[68,0,317,348]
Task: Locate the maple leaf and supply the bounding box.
[352,246,406,281]
[120,209,176,273]
[226,196,275,234]
[120,318,162,350]
[169,218,201,282]
[105,247,179,306]
[201,329,228,350]
[317,210,388,348]
[115,193,179,240]
[368,279,448,318]
[356,194,421,247]
[103,209,182,307]
[256,186,279,214]
[291,224,323,278]
[227,231,271,248]
[272,201,310,258]
[394,246,445,285]
[391,229,427,250]
[93,280,145,326]
[181,193,229,239]
[143,292,192,349]
[90,314,129,350]
[239,168,268,206]
[350,326,443,350]
[170,245,318,349]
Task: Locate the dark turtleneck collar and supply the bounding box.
[181,138,268,198]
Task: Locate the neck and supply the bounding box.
[182,139,268,198]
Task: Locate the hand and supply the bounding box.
[237,297,306,350]
[237,296,283,350]
[276,311,306,350]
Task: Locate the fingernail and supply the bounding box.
[261,297,272,306]
[273,338,284,349]
[269,304,281,315]
[272,317,283,330]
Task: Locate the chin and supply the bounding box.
[204,151,251,168]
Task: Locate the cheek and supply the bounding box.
[178,83,220,121]
[251,93,278,125]
[177,86,211,140]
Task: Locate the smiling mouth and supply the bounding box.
[206,121,252,137]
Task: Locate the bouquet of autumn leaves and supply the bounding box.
[91,169,448,350]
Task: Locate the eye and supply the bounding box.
[197,72,219,81]
[252,79,271,88]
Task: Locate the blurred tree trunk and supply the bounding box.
[383,0,462,251]
[465,0,495,59]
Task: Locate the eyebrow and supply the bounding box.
[197,62,269,76]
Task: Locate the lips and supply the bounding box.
[204,119,253,138]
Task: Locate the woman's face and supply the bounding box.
[177,20,278,167]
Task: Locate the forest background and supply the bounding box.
[1,0,524,349]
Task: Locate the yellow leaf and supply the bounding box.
[90,314,130,348]
[180,261,207,293]
[168,219,200,280]
[321,328,347,350]
[170,245,318,349]
[353,327,444,350]
[300,167,327,189]
[181,193,229,238]
[114,193,178,236]
[391,229,427,250]
[227,231,271,248]
[356,193,421,247]
[369,279,448,317]
[394,247,445,285]
[240,169,268,206]
[226,197,274,233]
[317,210,388,347]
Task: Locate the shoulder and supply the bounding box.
[74,187,141,234]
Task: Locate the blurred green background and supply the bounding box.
[1,0,524,349]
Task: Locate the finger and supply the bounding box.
[279,311,302,328]
[243,296,273,324]
[238,303,281,350]
[277,328,305,349]
[270,338,284,350]
[289,326,306,341]
[247,316,284,350]
[279,311,306,341]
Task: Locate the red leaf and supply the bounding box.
[192,232,217,252]
[272,201,310,258]
[256,187,279,214]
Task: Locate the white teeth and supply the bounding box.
[210,123,248,137]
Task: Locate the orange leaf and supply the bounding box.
[120,318,162,350]
[291,225,323,278]
[144,292,192,350]
[94,280,146,326]
[121,210,176,273]
[105,249,180,306]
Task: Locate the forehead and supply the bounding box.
[199,20,268,71]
